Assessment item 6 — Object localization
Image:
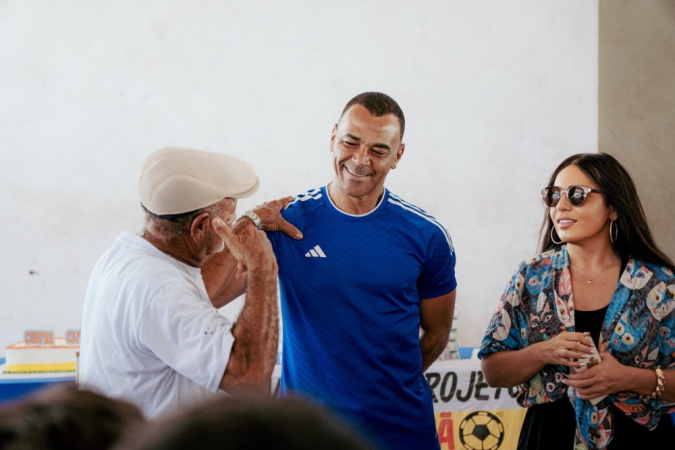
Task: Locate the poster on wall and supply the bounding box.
[435,409,526,450]
[426,360,526,450]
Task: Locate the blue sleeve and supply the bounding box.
[417,225,457,299]
[266,227,280,253]
[265,206,295,255]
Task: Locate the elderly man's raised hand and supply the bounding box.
[202,196,299,307]
[252,196,303,240]
[212,218,277,279]
[212,219,279,395]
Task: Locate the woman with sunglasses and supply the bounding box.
[479,153,675,449]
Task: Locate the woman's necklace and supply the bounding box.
[572,258,620,284]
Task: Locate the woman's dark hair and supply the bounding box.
[538,152,675,272]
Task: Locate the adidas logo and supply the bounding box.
[305,245,327,258]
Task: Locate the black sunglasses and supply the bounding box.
[541,185,605,207]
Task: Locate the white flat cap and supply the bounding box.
[139,146,260,215]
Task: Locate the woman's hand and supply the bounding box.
[539,331,593,368]
[483,332,592,388]
[565,352,626,399]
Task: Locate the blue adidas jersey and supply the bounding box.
[267,186,457,450]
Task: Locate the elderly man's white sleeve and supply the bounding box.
[136,281,235,392]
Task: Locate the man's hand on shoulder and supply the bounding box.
[237,196,303,240]
[203,195,300,308]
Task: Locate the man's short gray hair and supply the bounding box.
[143,202,225,245]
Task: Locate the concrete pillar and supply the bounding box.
[599,0,675,259]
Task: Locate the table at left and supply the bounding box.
[0,358,76,405]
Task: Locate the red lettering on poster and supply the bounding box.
[438,412,455,449]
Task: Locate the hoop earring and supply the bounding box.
[551,227,563,245]
[610,220,618,244]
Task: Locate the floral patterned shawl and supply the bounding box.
[478,246,675,449]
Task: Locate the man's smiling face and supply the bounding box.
[329,104,404,203]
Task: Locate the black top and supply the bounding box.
[575,305,608,347]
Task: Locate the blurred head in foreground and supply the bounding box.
[0,382,144,450]
[119,395,373,450]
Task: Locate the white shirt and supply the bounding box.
[80,232,235,418]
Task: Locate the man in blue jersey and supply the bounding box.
[203,92,457,450]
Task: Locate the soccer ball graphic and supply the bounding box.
[458,411,505,450]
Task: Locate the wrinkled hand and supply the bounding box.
[213,218,277,279]
[540,331,593,368]
[252,196,303,239]
[565,352,625,400]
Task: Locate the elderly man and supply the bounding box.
[204,93,457,450]
[80,147,297,418]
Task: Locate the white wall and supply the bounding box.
[0,0,598,355]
